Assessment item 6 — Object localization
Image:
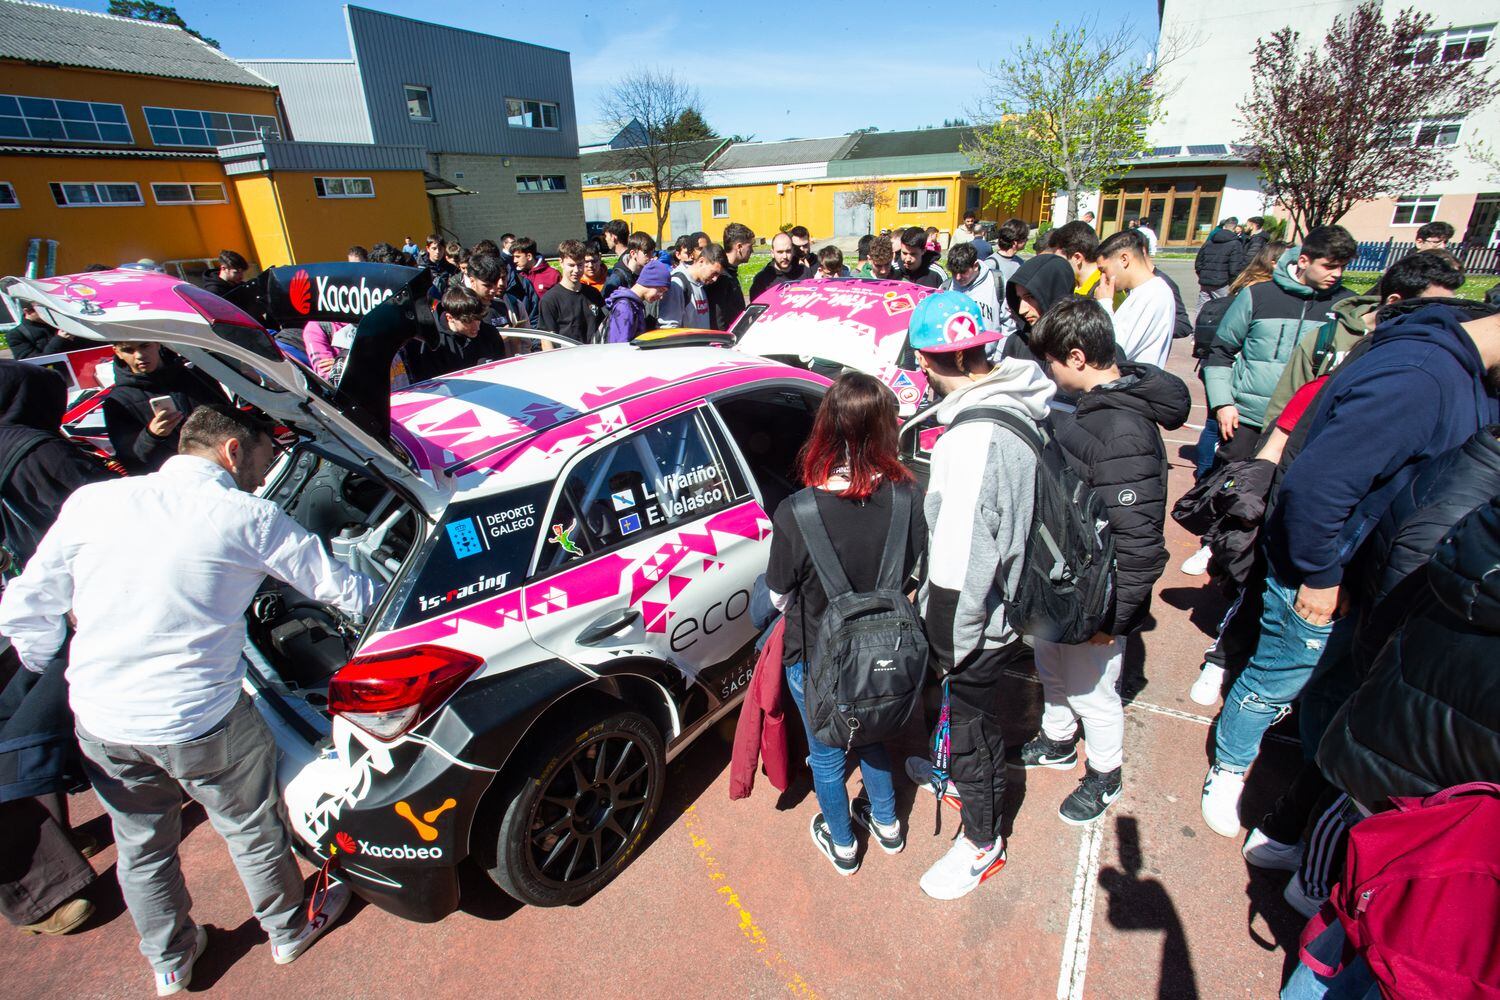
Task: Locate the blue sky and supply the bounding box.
[67,0,1160,140]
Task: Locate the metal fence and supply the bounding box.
[1353,240,1500,276]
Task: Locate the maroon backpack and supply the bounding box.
[1299,782,1500,998]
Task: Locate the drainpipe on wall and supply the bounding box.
[44,240,58,277]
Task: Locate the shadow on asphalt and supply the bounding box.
[1099,815,1200,999]
[1158,586,1232,640]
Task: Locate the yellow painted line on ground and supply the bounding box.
[681,805,821,998]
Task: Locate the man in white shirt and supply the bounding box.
[1128,217,1159,256]
[0,405,378,995]
[1093,229,1175,369]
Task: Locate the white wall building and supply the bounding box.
[1060,1,1499,247]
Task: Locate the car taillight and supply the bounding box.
[327,645,483,741]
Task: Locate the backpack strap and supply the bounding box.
[874,484,912,592]
[789,488,853,598]
[949,404,1044,458]
[0,431,53,496]
[1309,318,1339,373]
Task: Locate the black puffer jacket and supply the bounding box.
[1317,496,1500,807]
[1194,229,1242,291]
[101,353,226,474]
[1051,363,1192,634]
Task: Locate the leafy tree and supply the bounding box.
[600,70,714,244]
[963,20,1169,223]
[1238,2,1490,238]
[107,0,219,48]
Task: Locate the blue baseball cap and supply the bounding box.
[907,290,1005,354]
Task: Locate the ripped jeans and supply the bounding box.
[1213,572,1354,773]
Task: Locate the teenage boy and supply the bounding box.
[788,225,813,269]
[897,227,947,287]
[605,259,672,342]
[953,211,980,245]
[813,246,844,280]
[510,237,558,298]
[941,242,1011,337]
[408,285,512,380]
[200,250,249,300]
[1093,229,1177,368]
[602,219,630,259]
[707,223,755,330]
[538,240,606,343]
[1014,299,1190,823]
[1202,226,1357,466]
[660,243,726,328]
[902,292,1057,900]
[861,237,896,279]
[1413,220,1454,251]
[581,248,608,291]
[605,232,656,298]
[1049,221,1101,296]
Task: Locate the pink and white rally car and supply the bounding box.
[5,269,832,920]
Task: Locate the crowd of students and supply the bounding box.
[1,205,1497,998]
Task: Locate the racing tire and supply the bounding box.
[483,710,664,907]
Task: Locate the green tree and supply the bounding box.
[669,107,717,141]
[107,0,219,48]
[963,20,1167,222]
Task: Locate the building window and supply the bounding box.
[405,85,433,121]
[1414,117,1464,147]
[506,98,559,130]
[711,197,729,218]
[151,182,227,205]
[314,176,374,199]
[516,174,567,193]
[49,182,142,207]
[621,192,652,214]
[898,187,946,212]
[1392,195,1441,226]
[1398,23,1493,66]
[143,107,281,148]
[0,95,131,144]
[0,183,15,208]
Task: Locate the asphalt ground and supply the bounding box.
[2,260,1313,999]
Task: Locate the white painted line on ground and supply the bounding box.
[1057,816,1106,1000]
[1182,421,1205,430]
[1165,437,1201,446]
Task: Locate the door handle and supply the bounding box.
[577,607,641,646]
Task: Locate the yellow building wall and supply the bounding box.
[0,62,282,153]
[588,175,1044,245]
[0,153,253,276]
[243,170,433,267]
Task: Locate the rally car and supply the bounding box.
[4,268,831,922]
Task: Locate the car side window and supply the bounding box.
[535,409,747,575]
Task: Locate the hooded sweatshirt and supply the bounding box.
[1002,254,1076,362]
[1267,301,1500,589]
[923,358,1057,674]
[660,267,712,329]
[941,266,1014,345]
[1050,363,1191,634]
[1263,294,1378,428]
[0,361,113,565]
[1204,246,1354,429]
[605,286,649,343]
[102,352,226,475]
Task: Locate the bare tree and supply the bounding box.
[1238,2,1491,238]
[599,70,714,244]
[840,179,892,212]
[963,20,1174,223]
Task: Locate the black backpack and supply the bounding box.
[950,406,1115,645]
[790,485,928,748]
[0,430,53,573]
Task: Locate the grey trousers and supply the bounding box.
[1197,285,1229,309]
[76,695,306,972]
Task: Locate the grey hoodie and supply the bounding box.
[923,358,1057,674]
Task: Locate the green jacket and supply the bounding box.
[1203,248,1354,429]
[1262,294,1378,428]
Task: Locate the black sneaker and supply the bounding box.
[850,796,904,854]
[1005,734,1080,771]
[809,813,859,875]
[1059,765,1123,825]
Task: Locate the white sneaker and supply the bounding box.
[1190,664,1226,706]
[1283,869,1326,919]
[155,925,208,997]
[1242,827,1304,871]
[919,836,1006,900]
[905,755,962,810]
[271,883,350,965]
[1181,544,1213,576]
[1201,765,1246,837]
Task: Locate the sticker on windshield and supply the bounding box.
[548,519,583,556]
[445,518,484,560]
[610,489,635,512]
[882,291,916,316]
[890,370,921,405]
[619,513,642,535]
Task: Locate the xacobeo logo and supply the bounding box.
[289,268,313,315]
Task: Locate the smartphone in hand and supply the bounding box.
[149,395,179,417]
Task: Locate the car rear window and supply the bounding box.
[382,482,550,629]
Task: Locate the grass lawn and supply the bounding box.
[1341,270,1497,301]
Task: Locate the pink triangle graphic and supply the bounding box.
[640,600,669,633]
[668,575,691,599]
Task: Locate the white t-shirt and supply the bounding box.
[1108,273,1175,369]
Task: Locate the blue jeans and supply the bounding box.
[1281,920,1379,1000]
[785,661,898,847]
[1194,420,1219,480]
[1214,572,1353,772]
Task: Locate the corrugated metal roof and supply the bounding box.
[579,138,727,175]
[238,60,372,144]
[840,127,977,160]
[710,135,858,170]
[0,144,214,159]
[0,0,274,89]
[218,138,426,174]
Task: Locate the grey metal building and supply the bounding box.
[242,6,583,251]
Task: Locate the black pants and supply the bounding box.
[945,643,1020,845]
[1210,420,1264,469]
[1204,552,1267,672]
[0,795,94,926]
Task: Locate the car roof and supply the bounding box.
[742,278,935,365]
[390,344,825,493]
